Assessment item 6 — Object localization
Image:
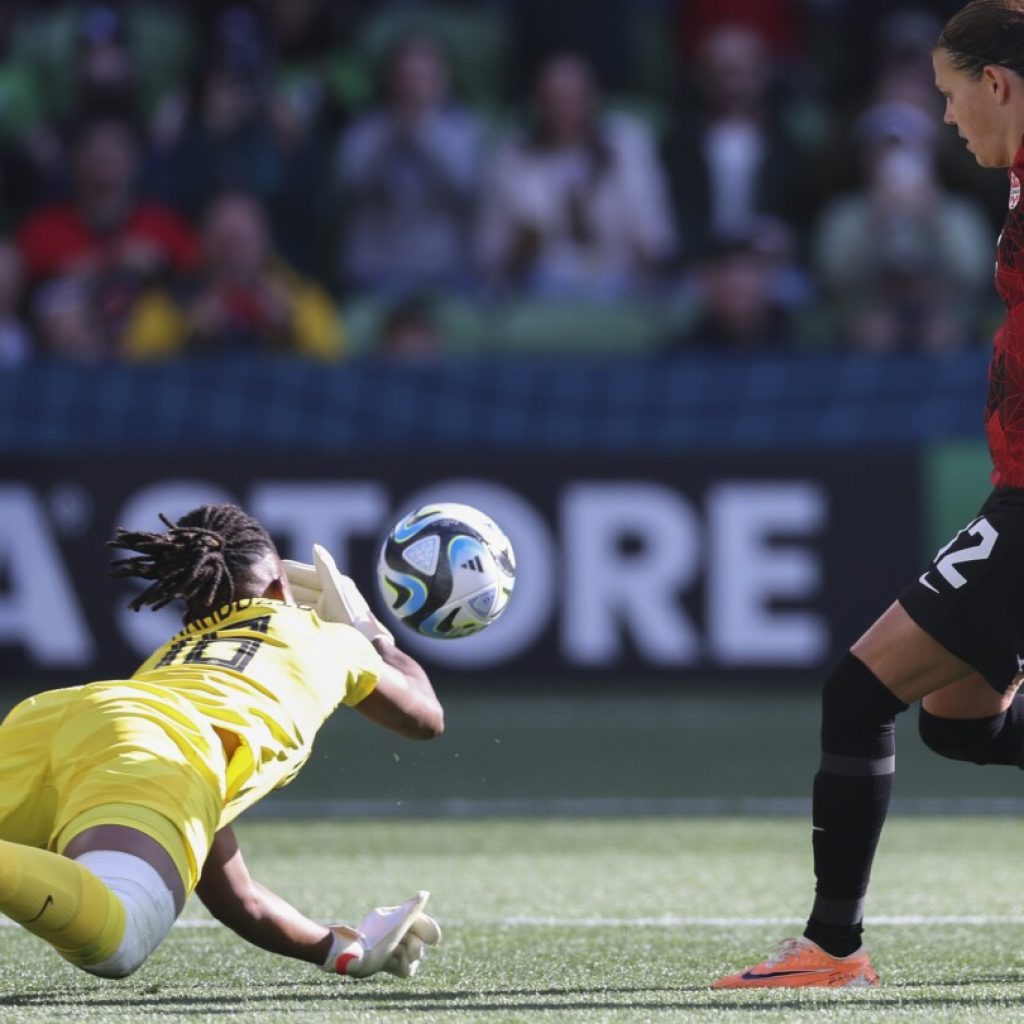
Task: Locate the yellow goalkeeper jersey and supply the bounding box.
[130,598,382,828]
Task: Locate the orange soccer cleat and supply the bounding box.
[711,936,879,989]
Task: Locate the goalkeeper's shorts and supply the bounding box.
[0,682,226,894]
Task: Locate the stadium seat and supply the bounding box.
[489,299,668,356]
[337,296,386,355]
[625,7,678,113]
[339,295,485,357]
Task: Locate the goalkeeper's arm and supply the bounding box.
[196,827,441,978]
[196,826,335,964]
[281,548,443,739]
[355,638,444,740]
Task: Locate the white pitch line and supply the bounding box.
[499,914,1024,928]
[3,914,1024,931]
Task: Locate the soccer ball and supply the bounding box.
[377,502,516,638]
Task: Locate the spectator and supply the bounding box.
[478,52,675,299]
[0,6,66,218]
[336,33,482,295]
[376,295,445,360]
[809,8,1007,232]
[816,2,967,113]
[663,24,810,261]
[508,0,640,98]
[670,231,796,353]
[811,117,993,353]
[16,115,199,355]
[266,0,352,126]
[676,0,805,59]
[9,2,195,192]
[150,5,331,278]
[72,3,142,123]
[125,191,341,359]
[32,276,105,361]
[0,241,31,365]
[13,2,194,121]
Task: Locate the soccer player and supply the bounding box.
[714,0,1024,989]
[0,503,442,980]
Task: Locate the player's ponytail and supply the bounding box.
[108,504,275,616]
[938,0,1024,79]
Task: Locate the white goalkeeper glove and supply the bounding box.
[282,544,394,646]
[320,890,442,979]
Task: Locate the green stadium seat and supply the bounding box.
[339,296,386,355]
[489,299,668,356]
[340,295,485,357]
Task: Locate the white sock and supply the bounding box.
[74,851,176,978]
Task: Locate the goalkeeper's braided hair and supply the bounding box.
[108,504,275,615]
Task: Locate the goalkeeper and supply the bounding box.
[0,503,442,980]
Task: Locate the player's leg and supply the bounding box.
[32,690,222,977]
[0,822,184,978]
[919,674,1024,765]
[771,627,1019,982]
[713,601,975,990]
[800,603,974,958]
[715,492,1024,989]
[0,691,190,977]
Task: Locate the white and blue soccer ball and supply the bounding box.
[377,502,516,639]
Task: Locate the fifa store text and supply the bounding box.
[0,453,919,680]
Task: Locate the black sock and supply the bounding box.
[919,696,1024,766]
[803,653,907,958]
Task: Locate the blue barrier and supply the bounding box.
[0,350,991,455]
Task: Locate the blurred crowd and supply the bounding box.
[0,0,1006,364]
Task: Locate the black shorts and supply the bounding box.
[899,488,1024,694]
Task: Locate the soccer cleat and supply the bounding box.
[711,937,879,989]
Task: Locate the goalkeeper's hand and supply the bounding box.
[320,891,442,979]
[282,544,394,646]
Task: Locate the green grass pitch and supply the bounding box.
[2,816,1024,1023]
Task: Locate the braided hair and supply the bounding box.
[108,504,276,616]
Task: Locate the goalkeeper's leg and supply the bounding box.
[0,824,182,978]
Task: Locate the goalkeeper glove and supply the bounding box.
[282,544,394,646]
[320,890,442,979]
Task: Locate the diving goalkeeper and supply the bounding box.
[0,503,442,980]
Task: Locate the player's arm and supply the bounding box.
[283,546,444,739]
[196,826,441,977]
[196,826,332,963]
[355,638,444,739]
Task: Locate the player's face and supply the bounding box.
[933,47,1014,168]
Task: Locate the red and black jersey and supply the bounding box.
[987,139,1024,488]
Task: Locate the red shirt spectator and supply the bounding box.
[677,0,804,58]
[16,116,199,357]
[18,201,198,283]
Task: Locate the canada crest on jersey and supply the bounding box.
[1011,171,1021,210]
